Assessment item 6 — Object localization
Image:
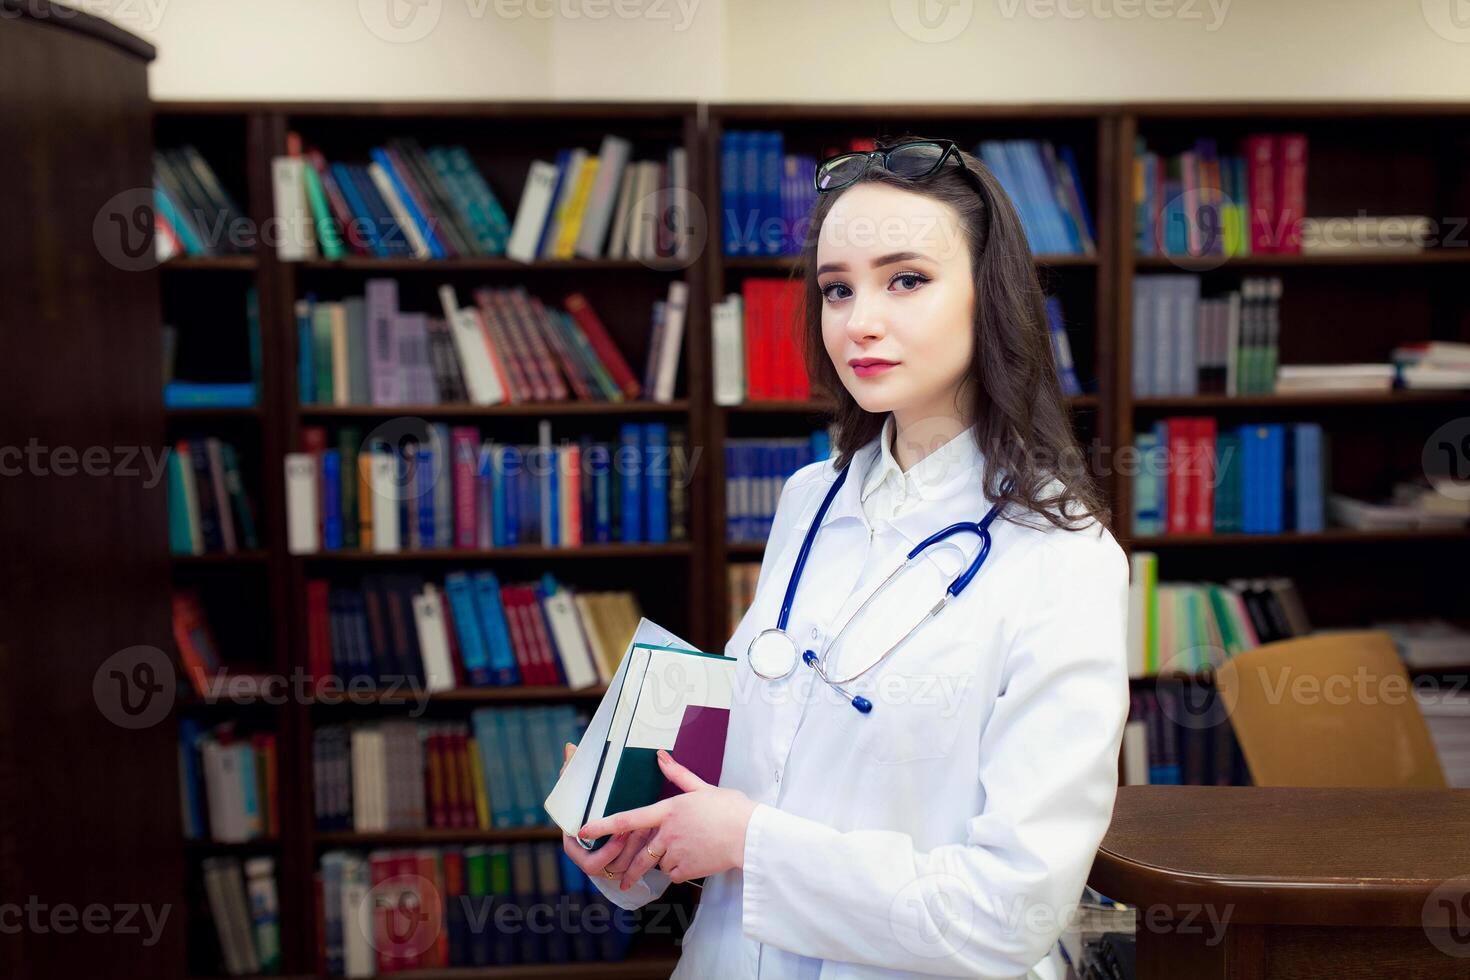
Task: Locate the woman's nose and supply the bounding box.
[845,292,887,342]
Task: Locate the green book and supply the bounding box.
[312,305,334,405]
[300,161,345,259]
[338,427,360,550]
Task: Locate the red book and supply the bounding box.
[415,849,448,969]
[369,851,395,974]
[394,851,424,970]
[1243,135,1277,253]
[741,279,766,399]
[302,425,328,543]
[305,148,367,255]
[562,443,582,547]
[253,733,279,837]
[170,589,221,697]
[1193,417,1217,535]
[451,427,478,549]
[522,584,561,685]
[498,584,539,684]
[306,580,332,692]
[438,591,467,689]
[456,733,478,827]
[1165,418,1194,535]
[1275,134,1308,255]
[426,729,448,829]
[563,293,641,398]
[774,281,808,399]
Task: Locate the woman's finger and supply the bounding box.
[603,828,651,876]
[559,741,574,776]
[619,827,671,891]
[563,831,628,875]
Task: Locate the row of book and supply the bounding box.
[1131,418,1326,536]
[306,572,641,692]
[274,134,508,260]
[313,706,584,832]
[1125,555,1310,677]
[1123,687,1249,786]
[297,279,682,407]
[1132,133,1307,256]
[710,278,809,403]
[1417,688,1470,788]
[718,130,819,256]
[1328,483,1470,531]
[201,856,281,977]
[285,421,690,554]
[163,288,263,409]
[167,437,261,555]
[1130,275,1283,397]
[725,433,831,543]
[726,562,761,634]
[154,146,249,260]
[317,844,634,976]
[179,719,280,843]
[976,140,1097,256]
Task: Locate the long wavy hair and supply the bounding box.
[798,134,1109,532]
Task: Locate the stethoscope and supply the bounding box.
[746,463,1011,713]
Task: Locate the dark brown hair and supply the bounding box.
[798,134,1110,533]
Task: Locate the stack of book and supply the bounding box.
[1130,275,1283,397]
[1274,364,1396,394]
[313,705,584,831]
[1126,555,1310,678]
[286,420,690,554]
[304,572,642,692]
[1123,688,1248,786]
[201,856,280,977]
[725,433,831,543]
[1393,341,1470,390]
[710,278,807,403]
[167,438,261,555]
[179,719,279,843]
[1328,488,1470,530]
[298,280,685,406]
[1133,133,1307,256]
[718,130,819,256]
[1132,419,1327,536]
[1375,619,1470,670]
[153,146,249,260]
[317,843,633,975]
[977,139,1096,255]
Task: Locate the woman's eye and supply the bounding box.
[820,282,852,302]
[892,272,928,291]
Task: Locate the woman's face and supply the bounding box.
[817,182,976,431]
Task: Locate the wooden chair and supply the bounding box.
[1214,630,1446,788]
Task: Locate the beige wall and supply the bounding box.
[67,0,1470,102]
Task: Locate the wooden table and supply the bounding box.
[1088,786,1470,979]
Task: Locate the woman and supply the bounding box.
[563,136,1130,979]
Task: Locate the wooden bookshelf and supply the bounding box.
[135,96,1470,979]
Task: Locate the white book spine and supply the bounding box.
[367,452,400,553]
[606,165,638,261]
[655,281,689,403]
[575,135,631,258]
[506,161,560,264]
[270,157,314,261]
[545,588,599,689]
[412,585,456,694]
[368,162,429,259]
[1122,720,1150,785]
[284,452,320,555]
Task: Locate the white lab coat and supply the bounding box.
[588,431,1131,979]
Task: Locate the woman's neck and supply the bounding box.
[889,406,973,474]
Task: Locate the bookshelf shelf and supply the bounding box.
[377,955,684,980]
[298,400,689,418]
[162,255,259,271]
[295,257,684,272]
[1132,391,1470,409]
[721,253,1097,271]
[306,685,609,705]
[1133,249,1470,269]
[296,543,692,561]
[172,550,272,564]
[314,829,563,845]
[1130,528,1470,546]
[165,407,264,419]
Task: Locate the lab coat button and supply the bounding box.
[774,768,781,783]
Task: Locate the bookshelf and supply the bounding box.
[141,97,1470,977]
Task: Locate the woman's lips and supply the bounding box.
[850,360,898,378]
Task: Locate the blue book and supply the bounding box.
[619,424,643,543]
[322,449,343,550]
[297,296,315,403]
[236,741,260,834]
[346,165,408,257]
[591,443,612,543]
[547,444,560,548]
[329,162,382,256]
[1153,421,1170,531]
[415,444,435,547]
[472,571,520,686]
[759,132,783,255]
[1133,432,1164,536]
[1241,424,1266,533]
[1264,424,1285,533]
[724,444,740,542]
[643,423,669,543]
[1059,144,1097,247]
[471,709,517,828]
[536,149,573,260]
[1293,424,1324,533]
[721,131,744,255]
[490,445,507,547]
[740,131,762,256]
[370,147,446,258]
[499,708,542,825]
[444,572,492,686]
[178,718,206,839]
[163,382,259,409]
[810,429,830,462]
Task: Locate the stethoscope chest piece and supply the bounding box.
[748,627,799,680]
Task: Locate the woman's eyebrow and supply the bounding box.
[816,251,930,276]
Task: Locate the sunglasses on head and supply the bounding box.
[813,138,983,196]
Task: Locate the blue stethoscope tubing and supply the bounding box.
[747,462,1010,712]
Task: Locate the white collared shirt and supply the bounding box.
[860,413,980,526]
[588,422,1130,980]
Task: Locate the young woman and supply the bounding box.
[563,137,1130,979]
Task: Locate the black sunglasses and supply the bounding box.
[814,138,979,195]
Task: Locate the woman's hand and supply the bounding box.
[577,748,758,889]
[558,743,655,884]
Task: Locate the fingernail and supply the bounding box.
[619,882,629,891]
